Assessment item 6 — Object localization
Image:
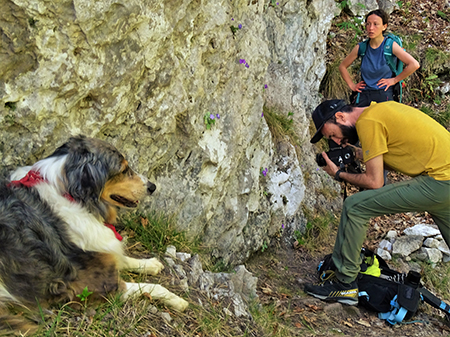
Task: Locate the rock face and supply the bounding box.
[0,0,342,265]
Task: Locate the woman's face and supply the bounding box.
[366,14,387,39]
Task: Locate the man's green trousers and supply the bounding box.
[333,175,450,283]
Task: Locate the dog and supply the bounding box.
[0,135,188,333]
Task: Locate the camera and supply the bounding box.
[316,145,355,168]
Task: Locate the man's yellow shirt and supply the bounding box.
[356,101,450,181]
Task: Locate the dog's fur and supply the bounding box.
[0,135,188,333]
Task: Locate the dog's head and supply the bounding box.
[38,135,156,221]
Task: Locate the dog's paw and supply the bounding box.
[139,258,164,275]
[166,296,189,312]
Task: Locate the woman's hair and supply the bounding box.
[365,9,389,26]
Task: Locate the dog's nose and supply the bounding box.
[147,182,156,194]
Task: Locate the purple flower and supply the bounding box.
[210,114,215,120]
[238,24,242,29]
[261,112,264,117]
[264,84,268,89]
[262,168,268,177]
[232,18,234,21]
[216,114,220,119]
[239,59,246,64]
[282,224,285,229]
[245,63,249,68]
[277,2,279,4]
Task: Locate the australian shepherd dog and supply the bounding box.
[0,135,188,333]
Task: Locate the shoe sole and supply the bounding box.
[306,291,358,306]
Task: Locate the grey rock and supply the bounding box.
[422,247,443,264]
[165,245,177,259]
[378,239,392,252]
[438,241,450,256]
[423,238,440,249]
[386,230,398,241]
[377,249,392,261]
[403,224,441,237]
[392,235,424,257]
[159,312,172,323]
[176,252,192,262]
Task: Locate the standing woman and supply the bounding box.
[339,9,420,106]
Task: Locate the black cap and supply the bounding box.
[310,99,347,143]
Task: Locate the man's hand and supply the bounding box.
[318,153,385,189]
[321,152,340,178]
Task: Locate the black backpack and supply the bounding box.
[317,248,450,325]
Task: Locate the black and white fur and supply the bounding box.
[0,135,188,333]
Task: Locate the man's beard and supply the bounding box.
[339,124,359,145]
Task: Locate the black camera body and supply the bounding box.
[316,145,354,168]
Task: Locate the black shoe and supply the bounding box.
[304,271,358,305]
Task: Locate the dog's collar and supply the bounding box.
[9,170,123,241]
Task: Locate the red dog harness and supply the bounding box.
[9,170,123,241]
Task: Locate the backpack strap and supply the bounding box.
[379,292,423,325]
[383,34,404,102]
[419,287,450,317]
[383,36,397,75]
[358,39,369,58]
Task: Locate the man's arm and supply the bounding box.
[321,152,385,189]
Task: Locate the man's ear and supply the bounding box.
[335,112,346,122]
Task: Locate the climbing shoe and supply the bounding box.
[304,270,358,305]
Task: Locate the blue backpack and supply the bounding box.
[358,33,404,102]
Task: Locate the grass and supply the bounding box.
[32,294,161,336]
[263,106,302,151]
[420,104,450,129]
[120,210,201,256]
[419,262,450,302]
[293,210,338,252]
[319,57,356,101]
[248,300,297,336]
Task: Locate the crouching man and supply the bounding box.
[304,99,450,305]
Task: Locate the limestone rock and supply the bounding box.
[392,235,424,257]
[0,0,340,266]
[403,224,441,237]
[422,247,443,264]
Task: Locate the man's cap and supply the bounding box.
[310,99,347,144]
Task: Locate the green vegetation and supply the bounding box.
[76,286,93,303]
[263,106,301,149]
[320,58,356,102]
[293,211,337,251]
[420,262,450,301]
[420,104,450,127]
[120,210,201,255]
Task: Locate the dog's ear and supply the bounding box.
[63,137,109,205]
[65,153,108,204]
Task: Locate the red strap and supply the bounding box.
[104,223,123,241]
[9,170,45,187]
